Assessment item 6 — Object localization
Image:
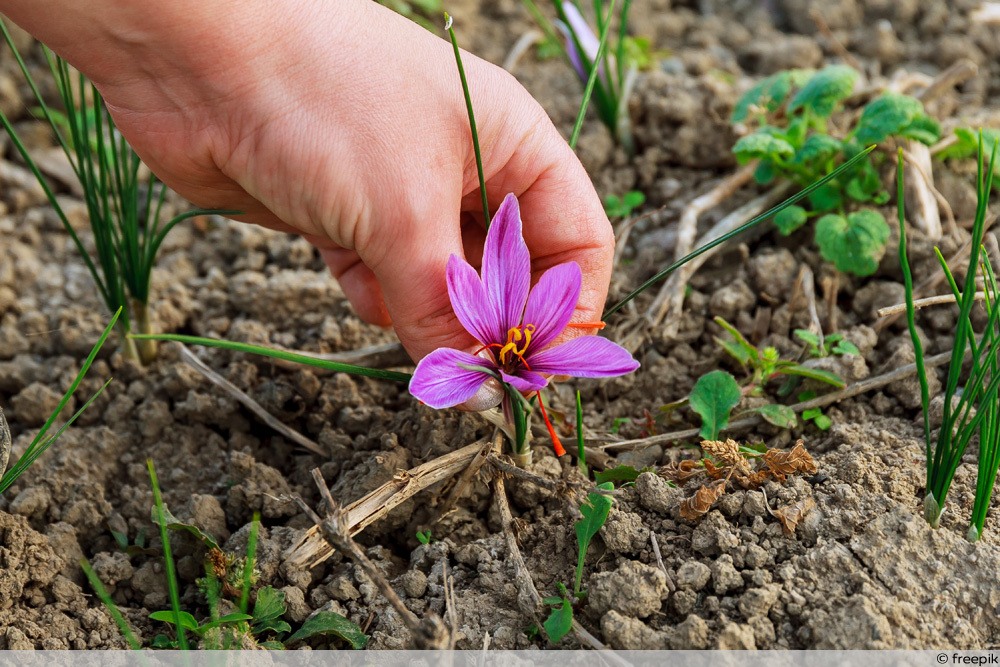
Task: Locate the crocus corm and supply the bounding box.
[409,193,638,421]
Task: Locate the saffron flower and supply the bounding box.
[555,2,605,84]
[409,193,639,414]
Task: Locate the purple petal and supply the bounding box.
[446,255,503,345]
[561,3,599,62]
[482,194,530,335]
[528,335,639,378]
[555,20,587,81]
[500,369,549,393]
[409,348,495,409]
[522,262,582,351]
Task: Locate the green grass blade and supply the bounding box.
[445,13,490,227]
[147,459,188,650]
[240,512,261,615]
[569,0,618,150]
[130,333,412,383]
[0,309,120,494]
[81,559,142,649]
[604,146,876,318]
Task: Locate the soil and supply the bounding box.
[2,0,1000,651]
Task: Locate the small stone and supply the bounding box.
[675,561,711,591]
[717,621,757,649]
[670,614,710,649]
[709,280,756,321]
[281,586,311,624]
[327,575,360,602]
[400,570,427,599]
[739,584,781,618]
[635,472,682,515]
[11,381,63,426]
[711,554,744,595]
[588,561,668,618]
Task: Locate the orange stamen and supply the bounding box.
[566,321,606,330]
[536,391,565,456]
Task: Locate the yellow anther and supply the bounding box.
[498,324,535,365]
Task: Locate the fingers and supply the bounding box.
[319,247,392,327]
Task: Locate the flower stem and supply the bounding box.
[132,299,158,365]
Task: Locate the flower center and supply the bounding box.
[498,324,535,367]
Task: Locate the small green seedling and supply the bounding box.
[936,128,1000,177]
[604,190,646,218]
[542,481,614,644]
[415,530,433,545]
[797,392,832,431]
[732,65,940,276]
[794,329,860,358]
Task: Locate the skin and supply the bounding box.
[1,0,614,364]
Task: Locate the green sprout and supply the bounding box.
[794,329,860,358]
[0,309,119,495]
[732,65,940,276]
[899,136,1000,540]
[603,190,645,218]
[0,23,236,364]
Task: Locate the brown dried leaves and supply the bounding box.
[675,439,818,523]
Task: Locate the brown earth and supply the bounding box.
[1,0,1000,650]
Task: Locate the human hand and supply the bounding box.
[1,0,614,362]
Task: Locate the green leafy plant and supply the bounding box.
[683,317,846,438]
[0,309,119,495]
[603,190,645,218]
[415,530,433,545]
[794,329,860,358]
[522,0,638,152]
[0,24,235,363]
[542,481,614,644]
[899,136,1000,540]
[732,65,940,276]
[936,127,1000,178]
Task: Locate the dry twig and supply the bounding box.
[178,344,325,456]
[433,432,500,525]
[0,407,9,478]
[502,30,542,73]
[877,291,986,317]
[285,440,488,569]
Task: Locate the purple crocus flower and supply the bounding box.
[555,2,603,83]
[409,193,638,416]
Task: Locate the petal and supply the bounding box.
[500,369,549,393]
[554,20,586,81]
[482,194,530,334]
[409,348,495,409]
[561,2,599,63]
[446,255,503,345]
[528,335,640,378]
[522,262,582,351]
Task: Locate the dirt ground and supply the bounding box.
[2,0,1000,650]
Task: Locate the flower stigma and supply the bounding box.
[498,323,535,367]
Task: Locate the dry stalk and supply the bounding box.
[0,407,9,478]
[433,432,501,526]
[792,265,824,342]
[648,184,792,332]
[502,30,542,73]
[809,8,861,71]
[305,469,451,649]
[877,291,986,318]
[649,532,674,592]
[178,344,325,456]
[285,439,488,569]
[600,349,955,451]
[902,143,944,239]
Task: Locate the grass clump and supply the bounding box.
[732,65,940,276]
[0,24,234,364]
[899,135,1000,540]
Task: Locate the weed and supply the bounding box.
[0,25,235,363]
[603,190,645,218]
[732,65,939,276]
[899,136,1000,539]
[794,329,860,358]
[415,530,433,545]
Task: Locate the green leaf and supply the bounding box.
[938,127,1000,160]
[901,114,941,145]
[774,205,809,235]
[793,329,821,347]
[792,134,842,168]
[780,364,846,388]
[832,339,860,355]
[753,404,797,429]
[844,160,885,203]
[802,408,832,430]
[149,504,221,551]
[807,184,843,213]
[814,209,890,276]
[689,370,742,440]
[543,586,574,644]
[286,611,368,649]
[788,65,857,118]
[594,465,647,486]
[252,586,288,635]
[150,610,199,631]
[574,482,614,596]
[733,132,795,164]
[714,317,759,366]
[853,93,925,145]
[754,160,776,185]
[732,71,797,123]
